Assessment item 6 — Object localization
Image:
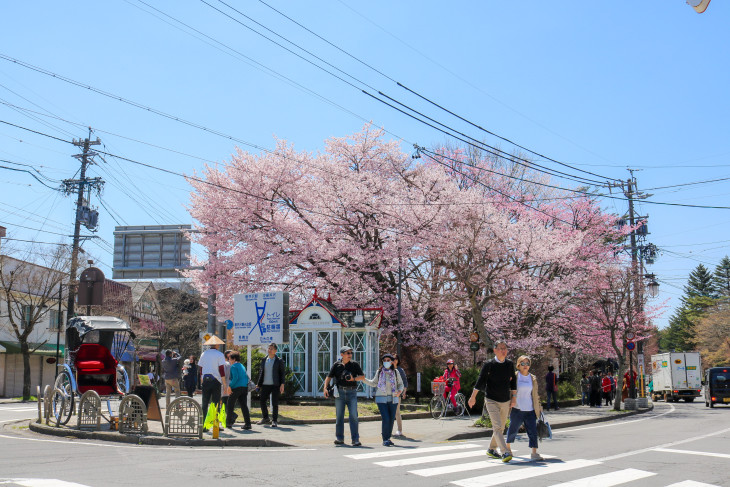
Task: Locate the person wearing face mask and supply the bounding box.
[362,353,404,446]
[441,359,462,410]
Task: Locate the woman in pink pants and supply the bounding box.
[441,359,461,408]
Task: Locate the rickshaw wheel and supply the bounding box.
[54,371,75,424]
[116,367,130,394]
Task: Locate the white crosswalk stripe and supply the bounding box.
[409,455,556,477]
[654,448,730,460]
[450,459,601,487]
[546,468,656,487]
[345,443,482,460]
[664,482,721,487]
[375,450,493,467]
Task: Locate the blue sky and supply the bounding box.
[1,1,728,329]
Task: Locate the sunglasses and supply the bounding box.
[519,361,531,366]
[343,351,353,355]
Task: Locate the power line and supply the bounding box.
[643,175,730,191]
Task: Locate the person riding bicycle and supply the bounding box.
[441,359,461,409]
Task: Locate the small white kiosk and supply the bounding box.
[281,291,382,397]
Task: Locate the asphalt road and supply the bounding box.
[1,401,728,487]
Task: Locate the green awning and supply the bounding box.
[0,341,65,356]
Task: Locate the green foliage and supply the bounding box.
[713,256,730,297]
[685,264,716,299]
[237,347,297,399]
[557,381,578,401]
[415,364,485,414]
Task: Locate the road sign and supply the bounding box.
[233,292,290,345]
[626,332,635,340]
[470,342,480,351]
[626,341,636,351]
[469,332,479,343]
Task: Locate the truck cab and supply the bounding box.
[705,367,730,408]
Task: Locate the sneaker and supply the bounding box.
[271,421,278,428]
[257,418,271,425]
[502,452,513,463]
[486,449,500,459]
[531,453,544,461]
[352,441,362,447]
[394,430,402,436]
[334,439,345,445]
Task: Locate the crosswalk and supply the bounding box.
[345,443,723,487]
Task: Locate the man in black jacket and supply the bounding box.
[256,343,286,427]
[468,339,517,463]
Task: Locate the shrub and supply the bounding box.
[557,381,578,401]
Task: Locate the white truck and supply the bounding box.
[650,352,703,402]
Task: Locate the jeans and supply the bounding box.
[335,388,359,442]
[259,384,280,421]
[506,408,538,449]
[201,377,221,417]
[376,401,398,441]
[226,386,251,428]
[581,390,589,405]
[546,390,558,410]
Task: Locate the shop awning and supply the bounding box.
[0,341,65,356]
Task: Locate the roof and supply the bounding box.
[67,315,133,333]
[0,341,65,356]
[289,291,383,328]
[128,281,157,306]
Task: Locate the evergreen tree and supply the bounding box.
[713,256,730,297]
[683,264,716,300]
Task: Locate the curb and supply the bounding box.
[281,411,432,425]
[446,404,655,441]
[28,421,293,447]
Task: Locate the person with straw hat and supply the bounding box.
[198,334,228,428]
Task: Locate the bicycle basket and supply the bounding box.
[431,380,446,395]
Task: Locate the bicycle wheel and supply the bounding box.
[429,395,445,419]
[53,370,74,424]
[455,393,467,417]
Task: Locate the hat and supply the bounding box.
[339,345,353,354]
[446,359,454,364]
[381,353,394,361]
[204,335,225,346]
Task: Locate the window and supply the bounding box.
[309,313,321,320]
[21,305,32,330]
[49,309,63,331]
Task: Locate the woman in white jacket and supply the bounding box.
[362,353,404,446]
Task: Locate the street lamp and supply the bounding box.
[645,274,659,298]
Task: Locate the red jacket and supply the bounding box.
[441,368,461,388]
[601,376,612,393]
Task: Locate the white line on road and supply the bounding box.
[664,481,721,487]
[375,450,491,467]
[0,433,315,452]
[546,468,656,487]
[557,404,676,434]
[594,426,730,462]
[0,478,92,487]
[345,443,482,460]
[451,459,601,487]
[409,455,556,477]
[654,448,730,459]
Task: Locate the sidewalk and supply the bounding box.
[23,400,653,447]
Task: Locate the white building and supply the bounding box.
[279,291,382,397]
[0,256,67,398]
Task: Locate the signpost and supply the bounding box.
[626,337,636,398]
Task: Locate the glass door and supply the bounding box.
[315,331,337,396]
[290,332,308,395]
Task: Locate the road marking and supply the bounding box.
[0,419,33,424]
[409,455,556,477]
[594,426,730,462]
[546,468,656,486]
[451,459,600,487]
[557,403,676,434]
[654,448,730,459]
[375,449,490,467]
[346,443,482,460]
[0,479,92,487]
[664,481,720,487]
[0,408,37,412]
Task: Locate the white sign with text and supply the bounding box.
[233,292,288,346]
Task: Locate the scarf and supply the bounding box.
[377,368,397,393]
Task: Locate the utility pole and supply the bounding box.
[624,175,638,400]
[63,130,102,319]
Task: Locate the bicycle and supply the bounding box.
[429,379,468,419]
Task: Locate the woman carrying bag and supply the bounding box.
[505,355,544,461]
[362,353,404,446]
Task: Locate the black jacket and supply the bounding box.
[257,355,286,387]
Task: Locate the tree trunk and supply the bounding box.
[614,352,626,411]
[21,341,31,401]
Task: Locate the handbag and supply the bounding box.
[537,412,552,441]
